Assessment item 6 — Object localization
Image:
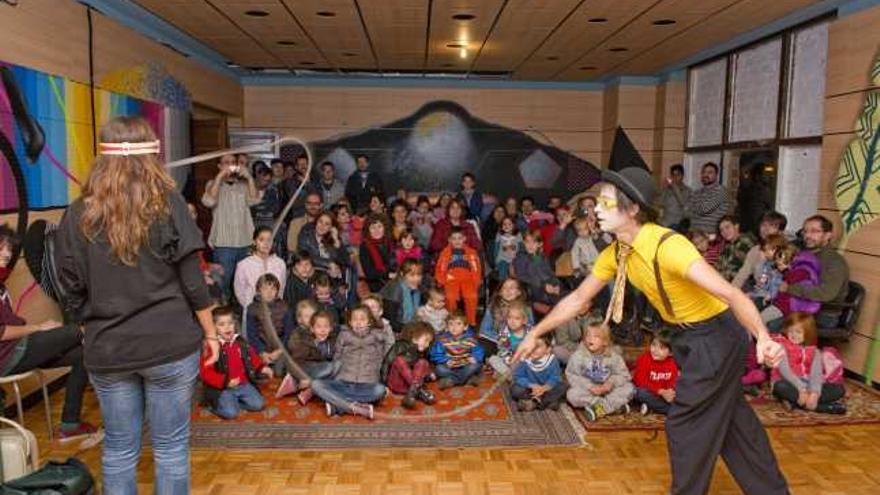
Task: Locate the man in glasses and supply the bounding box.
[286,192,324,255]
[516,167,788,495]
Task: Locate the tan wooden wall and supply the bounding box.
[821,6,880,380]
[0,0,242,116]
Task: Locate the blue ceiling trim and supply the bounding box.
[76,0,241,80]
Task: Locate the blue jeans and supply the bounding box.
[311,379,386,413]
[435,362,482,385]
[89,351,199,495]
[635,387,670,415]
[214,383,265,419]
[303,361,338,380]
[213,246,249,303]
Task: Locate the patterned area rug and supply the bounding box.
[574,379,880,432]
[190,373,585,450]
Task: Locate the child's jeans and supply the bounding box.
[435,362,482,385]
[567,381,634,413]
[444,270,479,325]
[510,382,569,409]
[311,379,386,413]
[634,387,671,415]
[386,357,432,394]
[303,361,338,380]
[215,383,266,419]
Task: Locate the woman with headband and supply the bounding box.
[55,116,219,495]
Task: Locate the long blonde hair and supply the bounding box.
[80,116,176,266]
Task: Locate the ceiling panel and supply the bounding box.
[472,0,581,72]
[279,0,376,70]
[512,0,653,80]
[359,0,428,70]
[426,0,506,71]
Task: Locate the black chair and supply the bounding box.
[817,281,866,341]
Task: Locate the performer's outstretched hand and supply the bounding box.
[756,334,783,367]
[512,333,538,363]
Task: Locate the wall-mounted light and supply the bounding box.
[460,48,467,59]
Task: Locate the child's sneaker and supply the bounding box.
[640,403,649,416]
[466,374,482,387]
[583,406,597,422]
[437,378,455,390]
[297,387,314,405]
[593,404,607,419]
[402,388,419,410]
[275,374,298,399]
[621,403,631,415]
[349,402,374,420]
[58,422,99,443]
[517,399,537,412]
[816,402,847,415]
[416,387,436,405]
[325,402,338,417]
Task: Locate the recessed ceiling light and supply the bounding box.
[244,10,269,17]
[546,56,560,61]
[608,47,628,52]
[446,43,466,48]
[588,17,608,23]
[653,19,676,26]
[578,66,597,71]
[277,40,297,46]
[342,52,358,57]
[316,11,336,17]
[452,13,476,21]
[299,61,315,65]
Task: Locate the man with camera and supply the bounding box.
[201,152,260,302]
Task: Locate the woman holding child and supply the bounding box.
[55,116,219,495]
[516,166,790,495]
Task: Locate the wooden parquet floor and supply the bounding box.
[11,387,880,494]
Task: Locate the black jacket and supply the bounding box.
[345,171,385,213]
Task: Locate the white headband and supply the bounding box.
[98,140,161,156]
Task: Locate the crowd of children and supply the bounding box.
[195,158,849,421]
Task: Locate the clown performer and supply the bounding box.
[515,167,789,495]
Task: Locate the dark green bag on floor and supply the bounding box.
[0,458,94,494]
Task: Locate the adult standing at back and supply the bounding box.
[55,116,219,494]
[687,162,730,234]
[659,164,691,230]
[457,172,484,221]
[201,152,259,301]
[516,167,788,495]
[345,154,385,214]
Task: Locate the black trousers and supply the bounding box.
[8,325,87,424]
[772,381,845,407]
[666,311,789,495]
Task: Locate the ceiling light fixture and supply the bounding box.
[578,66,597,71]
[244,10,269,17]
[299,61,315,65]
[460,48,467,59]
[452,13,476,21]
[587,17,607,23]
[446,43,465,48]
[277,40,297,46]
[652,19,676,25]
[316,11,336,17]
[342,52,358,57]
[546,56,559,61]
[608,47,628,52]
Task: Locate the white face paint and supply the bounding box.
[594,184,629,233]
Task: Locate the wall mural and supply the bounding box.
[281,100,601,203]
[835,49,880,383]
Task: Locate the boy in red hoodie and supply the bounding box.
[200,306,273,419]
[632,333,679,415]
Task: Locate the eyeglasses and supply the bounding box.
[596,196,618,209]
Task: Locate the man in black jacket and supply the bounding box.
[345,154,384,213]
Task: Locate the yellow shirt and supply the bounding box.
[592,223,728,324]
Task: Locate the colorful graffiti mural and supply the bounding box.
[0,61,166,213]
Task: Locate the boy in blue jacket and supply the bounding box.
[510,333,568,411]
[429,310,485,388]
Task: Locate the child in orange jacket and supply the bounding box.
[435,227,482,325]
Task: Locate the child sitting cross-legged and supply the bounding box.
[287,310,339,405]
[631,332,679,415]
[381,321,437,409]
[311,304,388,419]
[245,273,295,374]
[274,299,320,399]
[487,301,532,376]
[200,306,273,419]
[510,333,568,412]
[417,285,449,334]
[566,314,634,421]
[429,310,485,389]
[771,313,847,415]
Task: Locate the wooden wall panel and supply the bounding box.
[820,5,880,379]
[0,0,242,116]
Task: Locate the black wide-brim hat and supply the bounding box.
[600,167,659,212]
